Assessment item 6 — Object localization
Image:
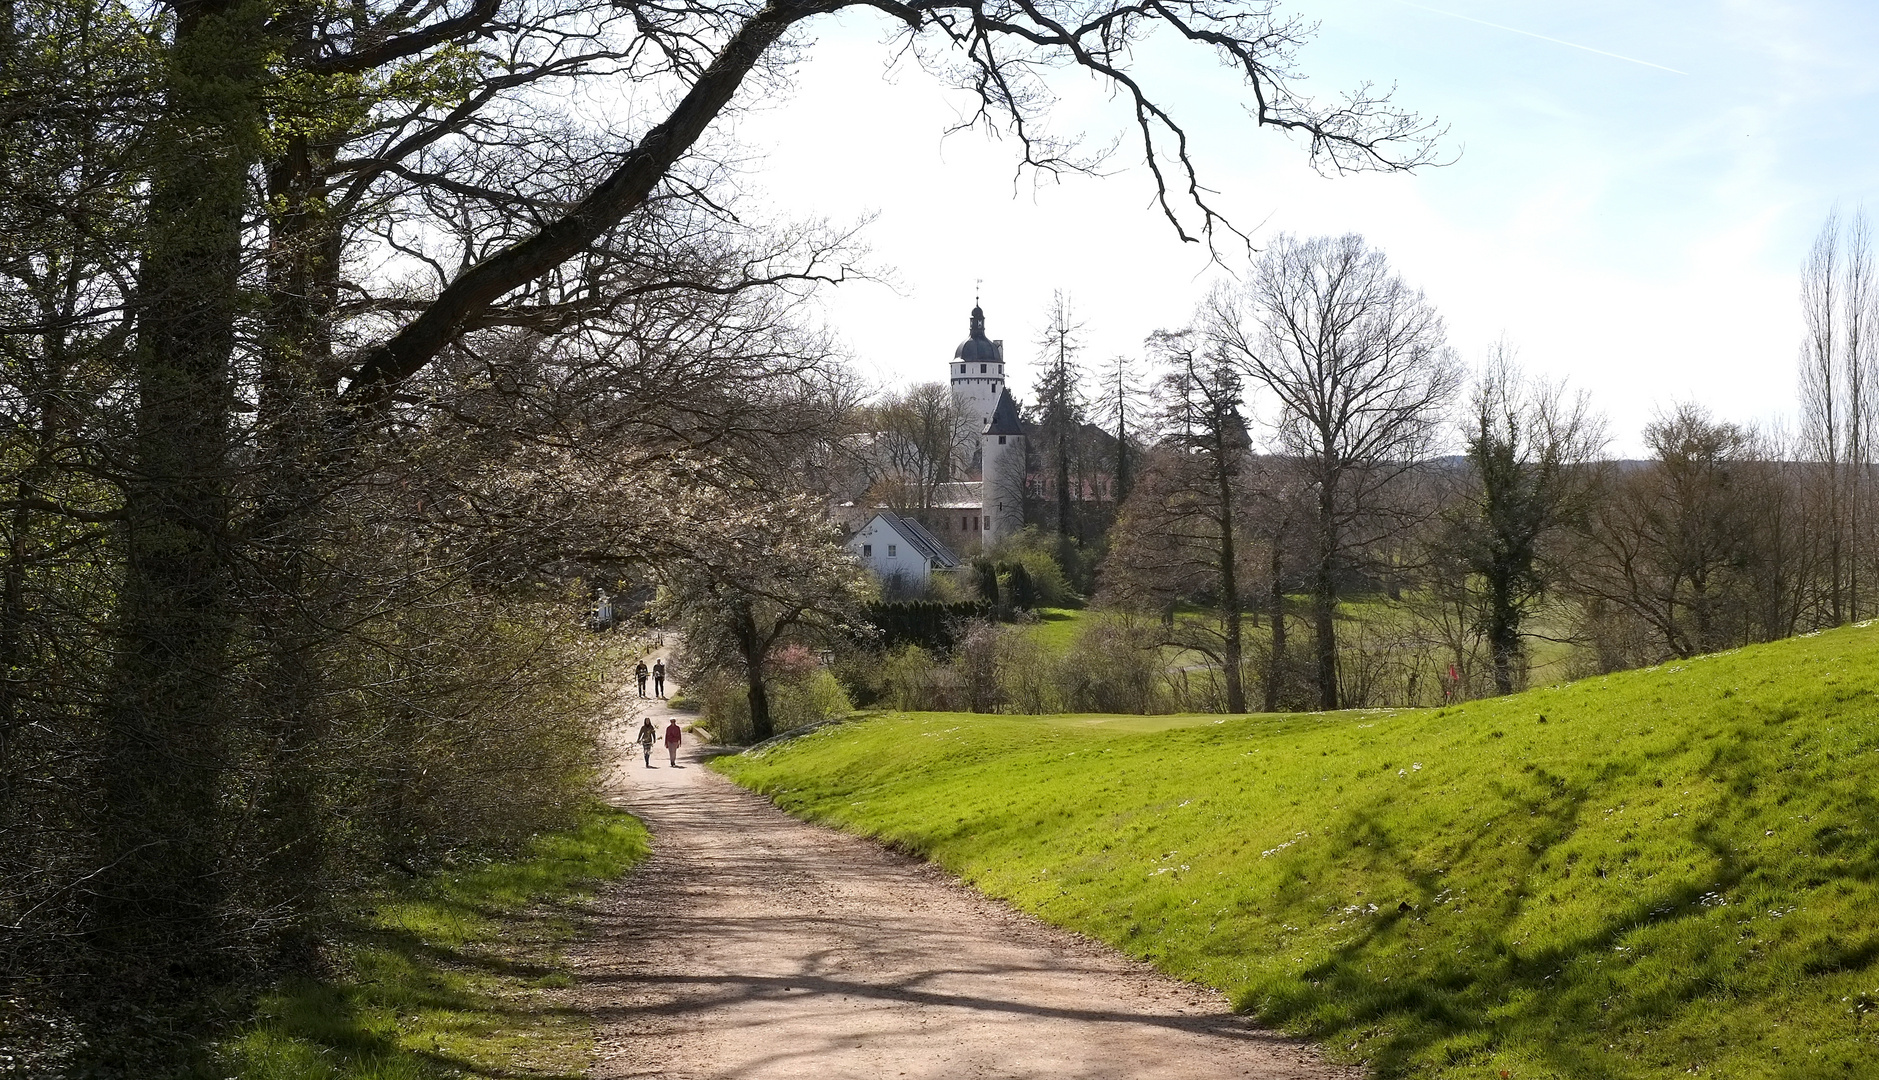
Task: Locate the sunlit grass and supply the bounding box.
[1022,607,1085,654]
[223,807,649,1080]
[719,625,1879,1078]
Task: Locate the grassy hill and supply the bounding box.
[717,625,1879,1079]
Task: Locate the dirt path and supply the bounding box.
[574,691,1359,1080]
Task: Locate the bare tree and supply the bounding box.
[1207,234,1460,709]
[1569,405,1768,661]
[1798,208,1878,625]
[863,382,970,511]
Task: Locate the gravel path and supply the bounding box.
[574,692,1359,1080]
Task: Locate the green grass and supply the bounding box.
[717,624,1879,1079]
[1023,606,1086,654]
[222,807,650,1079]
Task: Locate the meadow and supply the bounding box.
[223,807,649,1080]
[719,624,1879,1078]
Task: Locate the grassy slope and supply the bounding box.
[718,625,1879,1079]
[224,807,649,1080]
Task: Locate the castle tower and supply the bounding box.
[981,387,1026,544]
[950,304,1005,432]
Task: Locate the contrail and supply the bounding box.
[1392,0,1687,75]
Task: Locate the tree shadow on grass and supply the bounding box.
[1246,718,1879,1078]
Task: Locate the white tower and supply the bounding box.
[950,304,1005,432]
[980,387,1026,544]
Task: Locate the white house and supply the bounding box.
[846,511,961,593]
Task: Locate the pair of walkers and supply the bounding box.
[634,658,667,698]
[637,717,683,767]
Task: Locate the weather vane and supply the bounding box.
[975,277,982,305]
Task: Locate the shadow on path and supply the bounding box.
[573,685,1350,1080]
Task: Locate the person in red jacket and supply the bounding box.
[664,718,683,767]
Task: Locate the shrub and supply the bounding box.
[698,668,854,744]
[993,629,1062,714]
[879,644,962,711]
[989,527,1075,607]
[1057,614,1167,714]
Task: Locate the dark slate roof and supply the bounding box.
[984,387,1024,436]
[875,512,961,568]
[953,304,1004,363]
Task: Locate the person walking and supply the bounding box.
[636,718,657,767]
[652,659,667,698]
[634,660,649,697]
[664,717,683,767]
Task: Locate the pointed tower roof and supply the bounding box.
[985,387,1024,436]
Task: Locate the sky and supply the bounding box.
[716,1,1879,454]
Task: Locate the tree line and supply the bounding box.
[850,219,1879,717]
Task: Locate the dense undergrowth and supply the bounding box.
[719,623,1879,1078]
[220,806,649,1080]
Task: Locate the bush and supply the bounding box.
[1056,614,1167,714]
[988,527,1075,607]
[698,668,854,744]
[878,644,962,711]
[993,629,1062,714]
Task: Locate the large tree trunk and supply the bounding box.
[1215,456,1244,713]
[250,123,345,964]
[1488,571,1517,696]
[736,605,774,742]
[747,672,774,743]
[1313,482,1339,710]
[86,0,262,1051]
[1265,536,1285,712]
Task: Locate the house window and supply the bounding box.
[862,544,872,556]
[888,544,897,557]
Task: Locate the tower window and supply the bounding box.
[998,435,1007,444]
[980,364,987,373]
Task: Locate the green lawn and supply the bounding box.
[1023,607,1085,654]
[223,806,649,1079]
[718,624,1879,1079]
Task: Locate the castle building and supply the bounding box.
[928,302,1026,547]
[841,302,1029,581]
